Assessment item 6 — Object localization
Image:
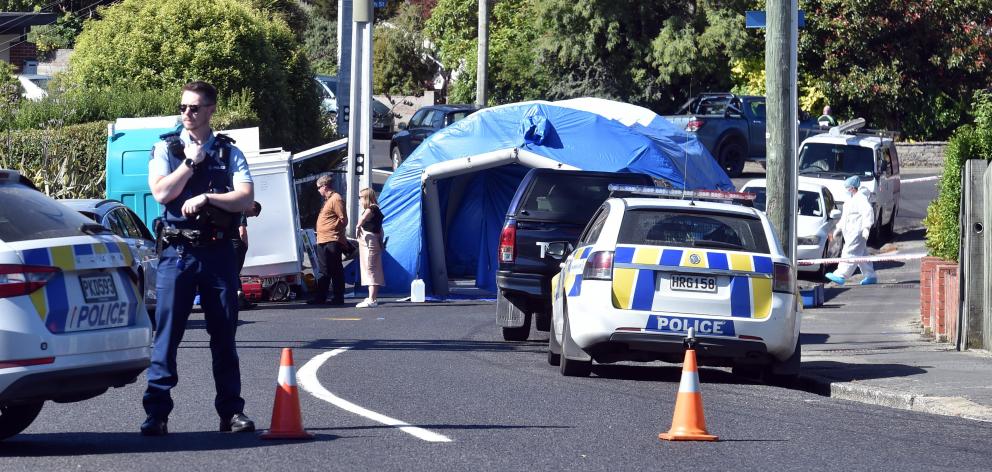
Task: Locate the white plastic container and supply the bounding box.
[411,278,426,303]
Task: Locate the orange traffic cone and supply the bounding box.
[659,347,718,441]
[261,348,314,440]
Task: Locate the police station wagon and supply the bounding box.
[548,185,801,382]
[0,171,151,441]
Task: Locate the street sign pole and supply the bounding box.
[476,0,488,107]
[346,0,373,237]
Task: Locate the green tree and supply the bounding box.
[62,0,322,150]
[373,2,437,96]
[426,0,549,105]
[536,0,748,112]
[303,12,338,75]
[800,0,992,140]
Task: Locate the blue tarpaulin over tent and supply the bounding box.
[369,98,733,296]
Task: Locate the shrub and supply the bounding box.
[924,90,992,261]
[62,0,322,151]
[0,121,108,199]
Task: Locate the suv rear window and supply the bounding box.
[747,188,823,217]
[0,184,95,242]
[798,143,875,178]
[519,174,649,225]
[618,209,770,254]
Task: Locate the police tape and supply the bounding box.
[797,252,927,266]
[901,175,939,184]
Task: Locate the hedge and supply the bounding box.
[0,122,109,199]
[923,91,992,261]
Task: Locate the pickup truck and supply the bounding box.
[662,93,825,177]
[496,168,654,341]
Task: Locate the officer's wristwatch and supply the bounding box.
[184,158,197,169]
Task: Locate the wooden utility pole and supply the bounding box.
[476,0,488,107]
[765,0,799,263]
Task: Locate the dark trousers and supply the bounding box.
[143,241,245,421]
[232,237,248,274]
[313,241,344,303]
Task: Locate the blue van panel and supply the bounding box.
[106,126,178,231]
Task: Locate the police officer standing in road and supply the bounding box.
[141,81,256,436]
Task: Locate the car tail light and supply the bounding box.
[772,263,795,293]
[0,357,55,369]
[685,117,705,132]
[0,264,59,298]
[499,220,517,263]
[583,251,614,280]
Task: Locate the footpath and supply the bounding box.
[798,234,992,422]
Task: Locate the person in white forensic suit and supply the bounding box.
[825,175,877,285]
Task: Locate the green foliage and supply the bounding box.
[374,2,437,96]
[924,90,992,260]
[62,0,322,151]
[800,0,992,140]
[302,12,338,75]
[0,62,20,129]
[0,121,108,199]
[427,0,549,105]
[0,0,42,10]
[28,12,84,55]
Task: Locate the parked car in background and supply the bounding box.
[496,169,655,341]
[740,179,844,277]
[796,119,901,244]
[0,171,152,441]
[389,104,479,169]
[58,199,158,311]
[314,75,395,139]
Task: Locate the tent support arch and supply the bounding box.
[421,147,580,296]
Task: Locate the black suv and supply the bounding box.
[496,169,654,341]
[389,104,479,169]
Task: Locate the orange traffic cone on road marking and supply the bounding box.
[261,348,314,440]
[659,347,718,442]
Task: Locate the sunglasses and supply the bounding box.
[178,103,213,114]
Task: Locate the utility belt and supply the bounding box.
[156,225,230,252]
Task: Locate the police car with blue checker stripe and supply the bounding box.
[0,170,152,441]
[548,185,801,381]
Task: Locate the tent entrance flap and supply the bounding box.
[421,147,580,296]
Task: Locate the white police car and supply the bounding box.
[0,170,152,441]
[548,185,801,382]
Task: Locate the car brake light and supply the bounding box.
[685,117,705,132]
[499,220,517,263]
[0,264,59,298]
[772,263,795,293]
[583,251,614,280]
[0,357,55,369]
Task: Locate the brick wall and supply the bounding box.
[9,41,38,73]
[896,142,946,168]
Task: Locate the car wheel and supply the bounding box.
[718,141,746,178]
[0,402,44,441]
[391,147,403,171]
[559,310,592,377]
[498,290,531,341]
[269,280,290,302]
[547,312,561,366]
[765,338,801,386]
[882,206,896,240]
[815,246,829,279]
[534,310,551,332]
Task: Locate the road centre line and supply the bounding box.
[297,347,453,443]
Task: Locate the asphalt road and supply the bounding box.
[7,166,983,471]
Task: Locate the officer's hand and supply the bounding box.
[181,193,209,217]
[185,142,205,165]
[861,228,870,240]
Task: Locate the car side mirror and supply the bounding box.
[829,209,841,219]
[398,122,408,130]
[546,241,572,259]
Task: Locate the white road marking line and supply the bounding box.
[297,347,452,443]
[901,175,939,184]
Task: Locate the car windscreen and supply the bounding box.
[744,187,823,217]
[618,209,770,254]
[0,185,97,242]
[798,143,875,179]
[519,174,650,225]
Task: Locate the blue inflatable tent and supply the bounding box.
[373,98,733,297]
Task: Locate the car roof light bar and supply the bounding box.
[608,184,756,203]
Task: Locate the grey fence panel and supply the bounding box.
[984,164,992,350]
[961,160,988,349]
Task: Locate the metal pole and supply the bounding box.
[765,0,799,264]
[346,0,373,238]
[476,0,488,107]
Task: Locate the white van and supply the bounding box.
[796,119,900,242]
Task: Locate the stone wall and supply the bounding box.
[897,141,946,168]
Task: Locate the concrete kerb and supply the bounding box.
[797,373,992,422]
